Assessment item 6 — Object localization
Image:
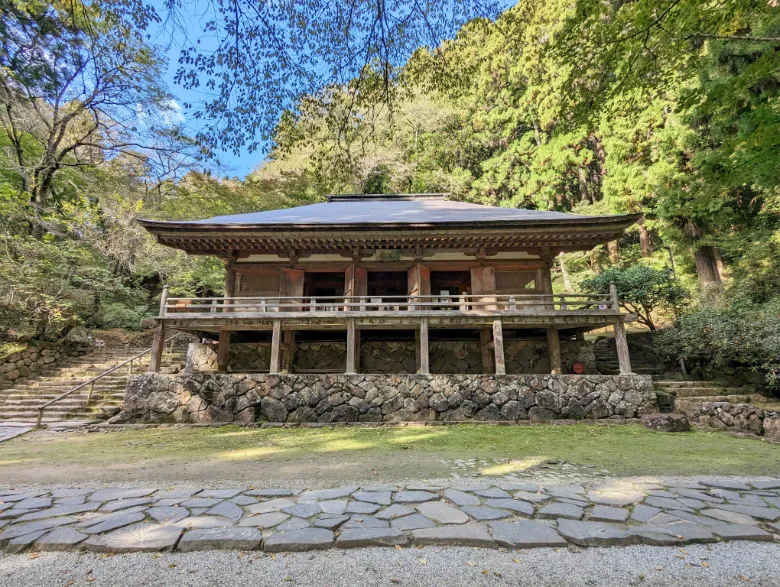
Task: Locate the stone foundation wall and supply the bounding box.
[120,372,656,424]
[0,343,88,389]
[186,340,597,375]
[676,401,779,440]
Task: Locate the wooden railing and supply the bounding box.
[161,293,616,317]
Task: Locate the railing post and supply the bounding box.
[509,296,517,312]
[86,381,94,406]
[310,297,316,312]
[36,408,43,428]
[410,294,417,312]
[609,282,620,311]
[559,295,568,311]
[159,285,170,317]
[128,359,133,376]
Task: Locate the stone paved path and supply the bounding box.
[0,425,31,443]
[1,479,779,554]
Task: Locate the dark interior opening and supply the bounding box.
[367,271,408,297]
[303,272,345,298]
[430,271,472,297]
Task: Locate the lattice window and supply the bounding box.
[495,271,537,292]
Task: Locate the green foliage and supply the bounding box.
[582,265,688,331]
[656,298,780,390]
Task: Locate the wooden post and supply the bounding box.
[546,327,562,375]
[282,330,295,373]
[148,320,166,373]
[346,319,356,374]
[354,327,361,373]
[419,318,430,374]
[159,285,170,317]
[575,328,585,342]
[609,282,620,311]
[480,328,493,374]
[224,266,236,311]
[216,331,231,372]
[270,320,282,374]
[492,320,505,375]
[613,319,632,374]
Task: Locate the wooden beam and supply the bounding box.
[282,330,295,373]
[613,319,632,374]
[419,318,430,374]
[346,319,356,374]
[270,320,282,374]
[546,327,562,375]
[480,328,492,374]
[492,319,506,375]
[216,330,231,372]
[148,321,166,373]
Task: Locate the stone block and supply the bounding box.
[177,527,262,551]
[642,413,690,432]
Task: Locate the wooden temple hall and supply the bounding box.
[139,194,640,376]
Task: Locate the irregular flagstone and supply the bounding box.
[751,480,780,490]
[643,497,693,512]
[335,528,408,549]
[660,510,726,528]
[16,503,99,522]
[417,501,469,524]
[55,497,86,506]
[375,504,415,520]
[0,492,45,503]
[190,508,208,516]
[297,486,358,501]
[320,500,348,515]
[205,502,244,522]
[393,491,438,503]
[700,508,758,525]
[263,528,334,552]
[405,485,444,492]
[671,488,723,503]
[390,513,435,531]
[709,523,773,541]
[461,506,512,521]
[342,516,389,529]
[486,499,534,516]
[88,488,155,502]
[360,485,396,492]
[276,518,311,532]
[714,504,780,521]
[727,494,768,507]
[588,494,640,507]
[154,499,185,507]
[676,497,708,510]
[152,489,200,500]
[630,505,661,523]
[83,523,183,553]
[199,489,244,499]
[177,527,262,552]
[412,524,497,548]
[34,527,88,551]
[0,509,37,520]
[700,480,751,491]
[556,520,634,547]
[51,489,91,498]
[4,530,48,553]
[537,503,584,520]
[474,488,511,499]
[352,491,392,506]
[645,520,716,543]
[442,489,480,507]
[246,498,296,515]
[230,495,258,506]
[313,515,349,530]
[13,498,52,510]
[100,498,154,512]
[244,489,295,497]
[80,511,147,534]
[344,501,381,515]
[769,521,780,533]
[147,506,189,524]
[589,505,629,523]
[179,497,224,509]
[282,503,322,518]
[170,516,234,529]
[0,516,79,543]
[512,491,551,503]
[763,496,780,508]
[489,520,568,549]
[238,512,289,528]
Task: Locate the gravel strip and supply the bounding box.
[1,542,779,586]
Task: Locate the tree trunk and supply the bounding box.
[577,167,591,203]
[558,253,573,293]
[608,240,619,264]
[637,217,652,256]
[693,246,721,284]
[590,248,602,274]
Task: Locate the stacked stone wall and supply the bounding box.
[0,343,88,389]
[676,400,779,441]
[120,372,656,424]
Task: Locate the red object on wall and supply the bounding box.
[572,362,585,374]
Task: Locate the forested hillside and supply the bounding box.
[0,1,778,383]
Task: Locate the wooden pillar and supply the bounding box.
[346,319,356,374]
[575,328,586,342]
[148,320,166,373]
[480,328,493,374]
[270,320,282,374]
[492,319,505,375]
[419,319,430,374]
[282,330,295,374]
[546,327,561,375]
[224,265,237,300]
[613,319,632,374]
[216,331,231,372]
[537,264,554,310]
[354,328,361,374]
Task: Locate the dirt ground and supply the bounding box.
[1,423,778,488]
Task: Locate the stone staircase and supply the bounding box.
[652,378,768,407]
[594,345,665,376]
[0,347,186,424]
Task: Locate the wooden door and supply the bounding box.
[281,268,304,311]
[470,266,497,310]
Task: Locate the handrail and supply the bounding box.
[35,332,181,427]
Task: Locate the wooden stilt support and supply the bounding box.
[492,319,505,375]
[419,318,430,374]
[613,319,632,374]
[282,330,295,374]
[354,328,361,374]
[148,321,166,373]
[216,330,231,372]
[546,327,562,375]
[346,319,356,374]
[480,328,493,374]
[270,320,282,374]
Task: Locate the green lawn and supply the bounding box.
[0,424,778,486]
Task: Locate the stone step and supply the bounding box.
[664,388,747,398]
[653,380,739,389]
[0,397,123,407]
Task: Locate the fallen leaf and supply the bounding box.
[512,558,521,564]
[702,561,710,568]
[394,545,403,551]
[29,553,39,559]
[739,575,750,582]
[656,565,664,571]
[419,558,427,565]
[466,561,476,567]
[390,579,400,584]
[481,569,489,575]
[169,563,177,569]
[677,548,688,555]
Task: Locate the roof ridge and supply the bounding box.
[326,193,448,202]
